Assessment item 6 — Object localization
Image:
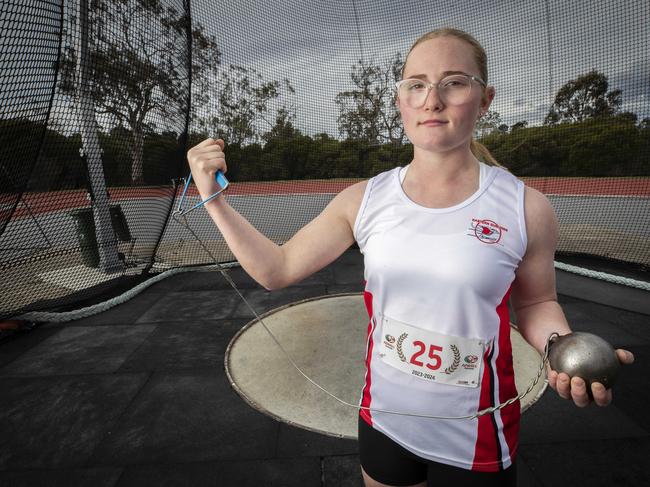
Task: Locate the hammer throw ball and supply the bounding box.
[549,332,620,397]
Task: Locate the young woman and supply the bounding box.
[187,28,634,487]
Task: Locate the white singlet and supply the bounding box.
[353,162,527,472]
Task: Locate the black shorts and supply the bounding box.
[358,416,517,487]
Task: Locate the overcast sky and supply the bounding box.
[195,0,649,137]
[1,0,647,139]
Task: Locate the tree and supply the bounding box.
[335,53,405,145]
[475,110,502,138]
[544,69,622,125]
[511,121,528,131]
[200,65,295,146]
[262,108,300,143]
[60,0,221,184]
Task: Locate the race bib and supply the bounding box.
[380,316,486,388]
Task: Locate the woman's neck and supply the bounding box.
[408,146,479,186]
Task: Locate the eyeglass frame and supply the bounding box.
[394,73,487,107]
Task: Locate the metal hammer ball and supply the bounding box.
[549,332,620,396]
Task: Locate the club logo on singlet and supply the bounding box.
[469,218,508,244]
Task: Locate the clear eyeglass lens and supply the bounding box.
[400,75,472,108]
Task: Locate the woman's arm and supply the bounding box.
[511,186,571,352]
[511,186,634,407]
[187,138,366,290]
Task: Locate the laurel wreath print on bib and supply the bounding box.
[381,317,485,388]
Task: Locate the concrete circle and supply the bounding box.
[225,293,547,439]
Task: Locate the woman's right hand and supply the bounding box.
[187,138,227,200]
[185,135,363,290]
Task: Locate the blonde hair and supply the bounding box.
[403,28,502,167]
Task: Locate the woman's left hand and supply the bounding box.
[547,349,635,407]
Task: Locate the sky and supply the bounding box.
[1,0,647,140]
[194,0,650,138]
[0,0,63,124]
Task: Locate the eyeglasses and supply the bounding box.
[395,74,486,109]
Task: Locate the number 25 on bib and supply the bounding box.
[380,316,486,388]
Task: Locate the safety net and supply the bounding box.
[1,0,648,320]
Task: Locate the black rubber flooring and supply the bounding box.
[1,248,648,486]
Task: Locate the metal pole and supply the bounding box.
[76,0,122,273]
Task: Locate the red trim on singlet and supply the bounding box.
[473,336,498,471]
[495,286,521,462]
[472,285,520,472]
[360,288,375,425]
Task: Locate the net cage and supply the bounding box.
[0,0,648,320]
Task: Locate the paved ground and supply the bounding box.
[0,248,648,486]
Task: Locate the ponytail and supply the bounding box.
[470,139,504,168]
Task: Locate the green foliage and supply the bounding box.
[511,121,528,131]
[202,65,295,146]
[0,118,86,193]
[59,0,221,184]
[475,111,502,137]
[545,69,622,125]
[335,53,406,145]
[2,111,647,197]
[481,114,649,176]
